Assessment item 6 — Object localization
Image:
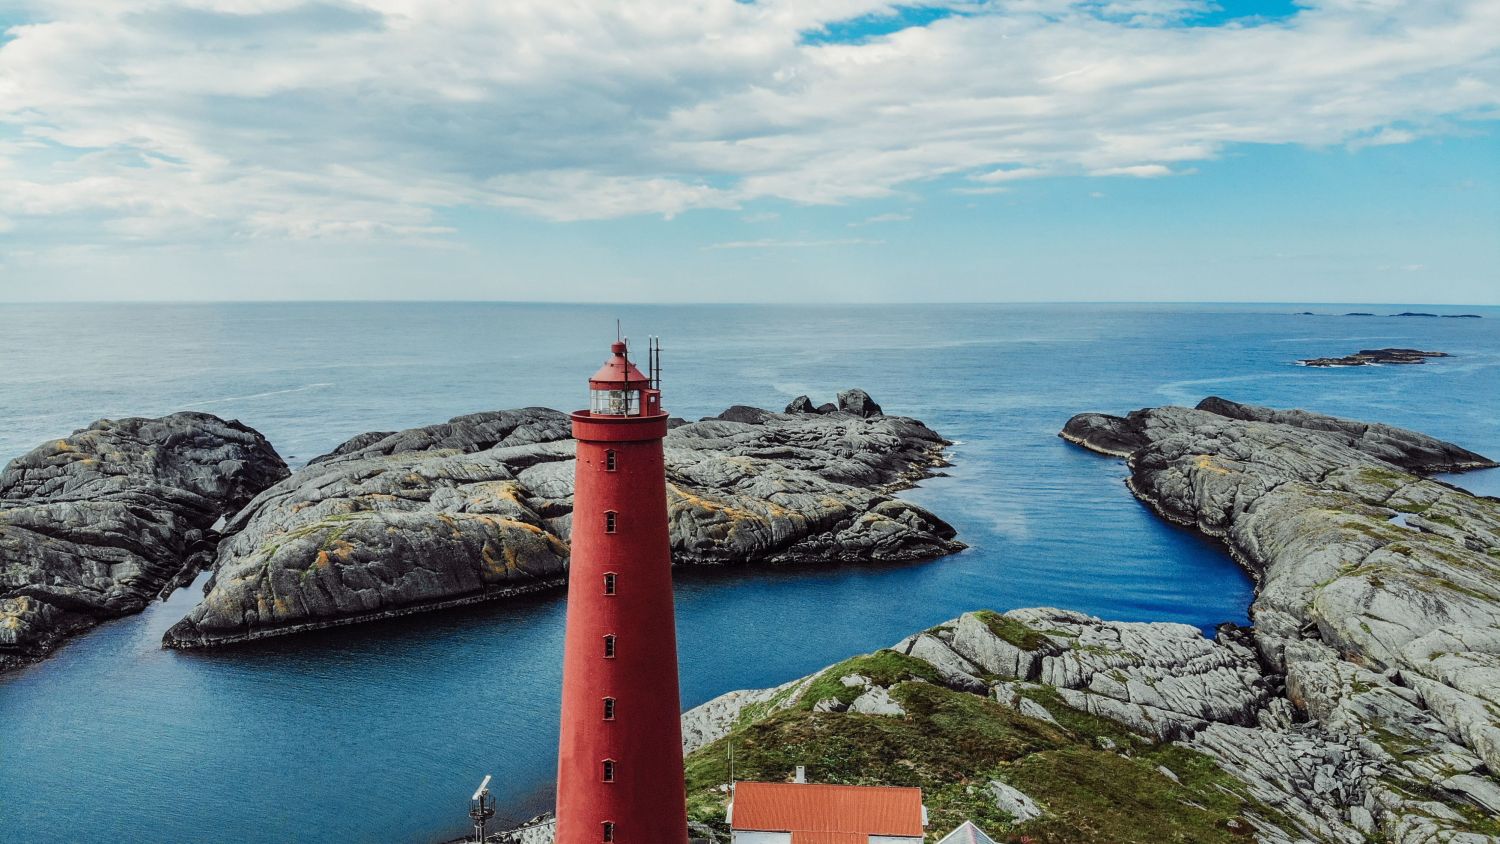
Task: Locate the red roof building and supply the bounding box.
[728,780,927,844]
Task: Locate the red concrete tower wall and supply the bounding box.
[556,342,688,844]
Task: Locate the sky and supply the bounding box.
[0,0,1496,304]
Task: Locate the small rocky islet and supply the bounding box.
[670,398,1500,844]
[1297,348,1451,367]
[0,389,961,664]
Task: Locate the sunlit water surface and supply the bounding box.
[2,303,1496,843]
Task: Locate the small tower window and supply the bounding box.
[604,511,617,534]
[603,572,617,595]
[602,822,615,842]
[602,759,616,782]
[605,450,617,471]
[603,634,616,658]
[603,697,616,720]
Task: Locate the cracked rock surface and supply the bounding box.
[1061,396,1500,842]
[164,394,961,648]
[0,413,288,671]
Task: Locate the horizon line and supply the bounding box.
[0,299,1495,309]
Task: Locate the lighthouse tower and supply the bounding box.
[556,338,688,844]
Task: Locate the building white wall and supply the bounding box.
[730,832,916,843]
[730,832,792,844]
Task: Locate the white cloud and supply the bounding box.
[705,237,884,249]
[1090,164,1176,178]
[0,0,1497,246]
[973,167,1051,183]
[848,212,912,226]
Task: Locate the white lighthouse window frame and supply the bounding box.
[605,449,617,471]
[590,388,641,417]
[601,758,616,782]
[602,821,615,842]
[603,572,617,595]
[603,634,616,658]
[602,697,616,720]
[604,510,618,534]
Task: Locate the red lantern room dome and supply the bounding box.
[588,341,650,390]
[581,338,664,419]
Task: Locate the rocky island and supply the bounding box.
[161,390,961,649]
[1297,348,1451,367]
[1053,397,1500,840]
[0,414,287,671]
[1,390,957,670]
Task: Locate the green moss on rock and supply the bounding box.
[975,610,1052,651]
[796,650,942,711]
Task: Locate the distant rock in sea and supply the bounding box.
[1393,311,1483,318]
[1295,311,1482,318]
[163,392,961,649]
[0,414,287,671]
[1297,347,1450,367]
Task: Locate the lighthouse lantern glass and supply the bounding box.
[590,388,640,416]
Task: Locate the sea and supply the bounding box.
[1,302,1497,843]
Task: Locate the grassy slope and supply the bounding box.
[684,653,1291,844]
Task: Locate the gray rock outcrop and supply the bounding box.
[782,389,883,418]
[987,780,1043,823]
[1060,397,1500,841]
[164,395,960,648]
[1,413,288,670]
[837,388,882,418]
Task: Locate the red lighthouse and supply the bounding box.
[556,337,688,844]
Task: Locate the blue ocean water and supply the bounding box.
[1,302,1497,843]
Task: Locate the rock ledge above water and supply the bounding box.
[1,413,288,671]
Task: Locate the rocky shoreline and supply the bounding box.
[10,388,1499,842]
[0,413,287,672]
[1059,397,1500,841]
[160,389,960,649]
